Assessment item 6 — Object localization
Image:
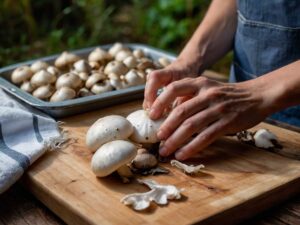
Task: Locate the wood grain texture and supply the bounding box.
[19,100,300,225]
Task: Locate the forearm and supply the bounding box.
[177,0,237,74]
[244,60,300,115]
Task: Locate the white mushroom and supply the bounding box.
[30,70,56,87]
[78,87,93,97]
[86,115,133,152]
[132,148,158,169]
[127,110,165,143]
[20,81,35,93]
[47,66,61,76]
[55,72,82,90]
[115,50,132,62]
[133,49,145,59]
[88,61,101,70]
[104,61,129,76]
[50,87,76,102]
[253,129,278,149]
[54,51,80,69]
[108,73,128,90]
[121,179,182,211]
[123,56,138,69]
[73,59,91,73]
[137,58,155,71]
[32,85,55,100]
[11,66,33,84]
[77,72,89,81]
[170,160,205,175]
[124,69,145,87]
[91,81,113,94]
[108,43,128,57]
[158,57,171,68]
[85,72,106,89]
[30,60,49,73]
[91,140,137,177]
[88,47,112,63]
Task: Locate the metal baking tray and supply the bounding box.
[0,44,176,118]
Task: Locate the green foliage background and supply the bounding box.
[0,0,232,74]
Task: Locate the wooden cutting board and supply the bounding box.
[22,100,300,225]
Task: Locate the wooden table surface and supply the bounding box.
[0,71,299,225]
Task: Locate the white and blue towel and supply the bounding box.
[0,89,65,194]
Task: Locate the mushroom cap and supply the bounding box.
[127,110,165,143]
[78,88,93,97]
[47,66,61,76]
[133,49,145,58]
[30,70,56,87]
[90,81,113,94]
[11,66,33,84]
[55,51,80,69]
[30,60,49,73]
[108,43,128,57]
[85,72,106,89]
[124,69,145,87]
[88,48,111,62]
[20,81,35,93]
[86,115,134,152]
[32,85,55,100]
[115,50,132,62]
[56,72,82,89]
[91,140,137,177]
[50,87,76,102]
[73,59,91,73]
[104,61,129,76]
[158,57,171,68]
[123,56,138,69]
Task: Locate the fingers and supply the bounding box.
[149,78,198,119]
[175,118,228,160]
[157,95,209,140]
[143,69,174,110]
[159,106,221,157]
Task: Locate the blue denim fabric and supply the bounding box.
[230,0,300,126]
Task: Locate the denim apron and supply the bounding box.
[230,0,300,126]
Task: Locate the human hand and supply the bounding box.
[149,76,272,160]
[143,58,201,109]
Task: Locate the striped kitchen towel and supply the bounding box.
[0,89,66,194]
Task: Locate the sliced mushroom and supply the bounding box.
[104,61,129,76]
[85,72,106,89]
[50,87,76,102]
[32,85,55,100]
[11,66,33,84]
[88,47,112,63]
[170,160,205,175]
[30,61,49,73]
[86,115,133,152]
[20,81,35,93]
[73,59,91,73]
[56,72,82,90]
[121,179,182,211]
[91,80,113,94]
[91,140,137,177]
[31,70,56,87]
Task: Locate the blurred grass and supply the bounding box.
[0,0,232,75]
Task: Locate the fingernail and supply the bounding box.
[159,147,168,156]
[175,151,186,161]
[157,130,165,140]
[149,108,159,119]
